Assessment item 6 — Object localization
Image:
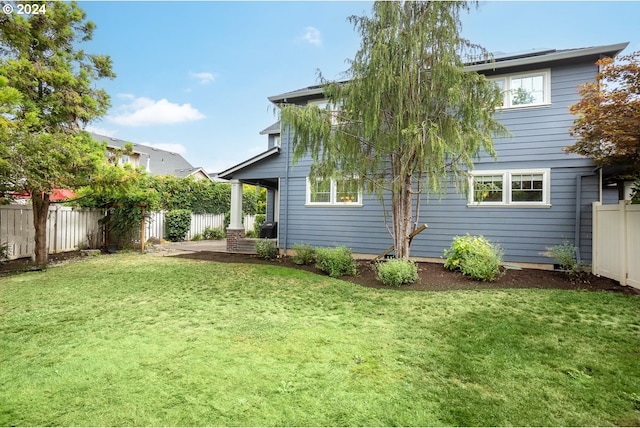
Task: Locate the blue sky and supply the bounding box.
[80,1,640,175]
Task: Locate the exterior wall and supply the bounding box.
[273,61,603,265]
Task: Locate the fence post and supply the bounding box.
[619,200,629,286]
[592,202,600,276]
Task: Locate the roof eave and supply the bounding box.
[465,42,629,72]
[218,147,280,179]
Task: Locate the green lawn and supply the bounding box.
[1,254,639,426]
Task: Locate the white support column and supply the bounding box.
[229,179,244,230]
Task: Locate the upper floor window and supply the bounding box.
[118,155,130,166]
[308,99,341,125]
[490,69,551,109]
[307,176,362,207]
[469,168,551,207]
[273,135,281,147]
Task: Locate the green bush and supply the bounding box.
[191,233,203,241]
[315,246,357,278]
[546,241,583,275]
[291,243,316,265]
[376,258,418,286]
[253,214,266,236]
[245,230,257,238]
[165,209,192,242]
[444,234,503,282]
[203,226,225,240]
[256,239,278,260]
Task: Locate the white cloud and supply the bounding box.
[141,142,187,155]
[109,96,205,127]
[299,26,322,46]
[84,124,118,137]
[189,71,216,85]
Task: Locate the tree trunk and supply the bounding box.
[392,174,413,259]
[32,192,50,267]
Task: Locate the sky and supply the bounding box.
[79,1,640,175]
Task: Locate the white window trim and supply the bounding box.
[305,177,363,207]
[490,69,551,110]
[308,99,342,125]
[468,168,551,208]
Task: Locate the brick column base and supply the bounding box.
[226,228,245,252]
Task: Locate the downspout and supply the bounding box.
[283,126,290,255]
[575,172,596,265]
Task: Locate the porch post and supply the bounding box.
[227,179,245,252]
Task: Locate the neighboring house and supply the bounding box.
[91,133,211,181]
[219,42,628,268]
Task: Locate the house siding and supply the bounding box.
[275,61,603,265]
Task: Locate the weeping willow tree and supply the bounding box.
[279,1,508,258]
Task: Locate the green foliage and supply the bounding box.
[444,235,503,282]
[253,214,266,235]
[165,210,192,242]
[376,258,418,286]
[150,175,231,214]
[191,233,203,241]
[279,2,508,258]
[315,246,357,278]
[245,230,257,238]
[203,226,225,240]
[546,241,584,276]
[291,243,316,265]
[255,239,278,260]
[0,1,114,265]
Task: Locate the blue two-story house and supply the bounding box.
[219,42,628,268]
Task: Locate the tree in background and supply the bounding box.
[567,51,640,174]
[0,1,114,266]
[279,1,507,258]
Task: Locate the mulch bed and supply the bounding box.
[1,249,636,295]
[171,251,640,296]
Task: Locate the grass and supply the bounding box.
[1,253,639,426]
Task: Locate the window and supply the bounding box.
[273,135,281,147]
[490,69,550,109]
[307,176,362,206]
[469,169,550,207]
[118,155,130,166]
[308,99,341,125]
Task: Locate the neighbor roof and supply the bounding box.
[91,133,210,179]
[267,42,629,103]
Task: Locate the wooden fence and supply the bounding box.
[0,205,257,260]
[592,201,640,288]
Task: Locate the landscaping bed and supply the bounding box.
[171,251,639,295]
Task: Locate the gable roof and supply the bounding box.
[260,121,281,135]
[268,42,629,103]
[218,146,280,179]
[91,133,211,180]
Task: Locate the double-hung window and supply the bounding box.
[307,176,362,206]
[469,169,551,207]
[490,69,551,109]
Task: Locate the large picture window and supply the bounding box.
[490,69,550,109]
[307,176,362,206]
[469,169,550,207]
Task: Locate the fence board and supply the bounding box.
[1,206,257,259]
[593,201,640,288]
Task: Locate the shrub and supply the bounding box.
[253,214,266,236]
[376,258,418,286]
[245,230,257,238]
[191,233,203,241]
[315,246,357,278]
[444,234,503,282]
[165,209,192,242]
[291,243,316,265]
[203,226,225,240]
[546,241,583,275]
[0,242,8,262]
[256,239,278,260]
